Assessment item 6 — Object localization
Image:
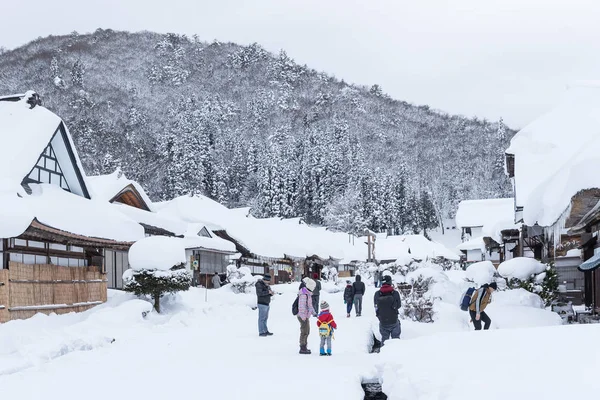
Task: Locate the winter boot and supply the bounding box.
[347,313,351,318]
[326,348,332,356]
[299,345,311,355]
[319,348,326,356]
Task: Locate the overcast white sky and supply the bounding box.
[2,0,600,127]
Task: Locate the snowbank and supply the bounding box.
[497,257,546,281]
[129,236,187,271]
[456,236,485,251]
[465,261,496,285]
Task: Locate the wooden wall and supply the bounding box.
[0,262,107,323]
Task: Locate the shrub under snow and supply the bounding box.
[226,264,260,294]
[498,258,558,307]
[123,237,192,313]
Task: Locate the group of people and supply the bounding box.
[254,271,497,356]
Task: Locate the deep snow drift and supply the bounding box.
[0,269,583,400]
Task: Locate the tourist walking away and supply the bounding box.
[256,274,274,336]
[469,282,497,330]
[297,277,317,354]
[212,272,222,288]
[374,275,401,344]
[352,275,365,316]
[312,272,322,313]
[343,280,354,317]
[317,301,337,356]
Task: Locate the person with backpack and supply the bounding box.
[256,274,274,337]
[352,275,366,316]
[374,275,401,344]
[343,280,354,317]
[317,301,337,356]
[311,272,322,313]
[297,277,317,354]
[469,282,497,330]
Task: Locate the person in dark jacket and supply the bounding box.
[374,275,401,344]
[469,282,497,330]
[311,272,322,313]
[352,275,366,316]
[343,280,354,317]
[256,274,274,336]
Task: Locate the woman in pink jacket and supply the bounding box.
[297,277,317,354]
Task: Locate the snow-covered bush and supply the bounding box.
[498,258,558,307]
[429,257,460,271]
[123,237,192,313]
[398,276,435,323]
[226,264,260,294]
[465,261,499,286]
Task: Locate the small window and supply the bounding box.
[50,243,68,251]
[40,169,51,184]
[57,257,69,267]
[10,253,23,263]
[35,255,48,264]
[23,254,35,264]
[50,172,61,184]
[70,246,84,253]
[46,158,56,171]
[14,239,27,247]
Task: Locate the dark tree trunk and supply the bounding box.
[153,292,161,313]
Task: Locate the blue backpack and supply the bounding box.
[460,287,477,311]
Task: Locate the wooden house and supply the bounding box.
[505,83,600,307]
[0,91,145,322]
[88,171,237,289]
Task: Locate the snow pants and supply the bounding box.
[353,294,363,315]
[258,304,270,334]
[320,334,332,352]
[469,310,491,330]
[379,320,401,344]
[298,317,310,346]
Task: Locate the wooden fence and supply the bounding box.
[0,262,107,323]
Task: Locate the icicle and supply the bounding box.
[544,203,572,251]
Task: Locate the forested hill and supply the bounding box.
[0,29,514,234]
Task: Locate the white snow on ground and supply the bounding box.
[0,270,570,400]
[497,257,547,281]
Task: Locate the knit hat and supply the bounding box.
[302,277,317,292]
[346,280,351,284]
[383,275,392,285]
[263,274,271,281]
[313,272,319,279]
[320,300,330,310]
[488,281,497,290]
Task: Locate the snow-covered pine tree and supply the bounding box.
[71,59,85,88]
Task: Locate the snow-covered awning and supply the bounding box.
[579,253,600,272]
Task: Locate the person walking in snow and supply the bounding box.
[343,280,354,317]
[469,282,497,330]
[317,301,337,356]
[212,272,223,289]
[297,277,317,354]
[256,274,274,337]
[312,272,322,313]
[373,270,380,288]
[352,275,366,316]
[374,275,401,344]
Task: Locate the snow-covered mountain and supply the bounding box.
[0,30,514,232]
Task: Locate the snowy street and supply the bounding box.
[2,278,597,400]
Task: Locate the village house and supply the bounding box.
[87,170,237,289]
[454,198,518,266]
[504,83,600,308]
[0,91,146,322]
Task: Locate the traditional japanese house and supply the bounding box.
[505,83,600,308]
[0,91,145,322]
[88,171,237,288]
[454,198,517,265]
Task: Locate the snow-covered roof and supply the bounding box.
[0,91,89,197]
[87,169,155,211]
[155,194,365,262]
[0,183,144,242]
[455,198,515,229]
[456,236,485,252]
[507,83,600,226]
[497,257,546,281]
[375,234,460,264]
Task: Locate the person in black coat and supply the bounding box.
[256,274,274,336]
[352,275,366,316]
[374,275,401,344]
[343,280,354,317]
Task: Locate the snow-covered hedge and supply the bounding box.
[123,237,192,312]
[497,258,558,307]
[226,265,260,294]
